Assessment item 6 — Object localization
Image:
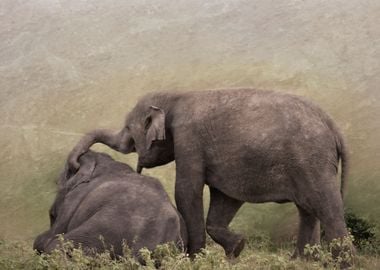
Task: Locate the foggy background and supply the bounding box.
[1,0,379,243]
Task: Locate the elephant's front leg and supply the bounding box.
[175,159,206,255]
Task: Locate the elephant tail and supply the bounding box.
[336,130,349,199]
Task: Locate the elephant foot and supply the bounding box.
[226,236,245,259]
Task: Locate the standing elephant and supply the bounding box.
[68,89,350,258]
[34,150,187,260]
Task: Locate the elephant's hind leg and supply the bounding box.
[206,187,244,258]
[301,178,353,263]
[315,188,352,255]
[292,205,320,258]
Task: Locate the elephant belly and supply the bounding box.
[206,164,294,204]
[204,137,302,203]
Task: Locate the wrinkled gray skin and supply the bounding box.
[68,89,350,258]
[34,151,187,260]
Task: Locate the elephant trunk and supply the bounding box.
[68,129,134,172]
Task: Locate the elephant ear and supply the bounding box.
[145,105,166,149]
[64,152,97,191]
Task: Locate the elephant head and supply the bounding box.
[34,152,99,253]
[68,96,175,174]
[52,152,98,230]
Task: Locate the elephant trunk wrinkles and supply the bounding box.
[68,129,133,171]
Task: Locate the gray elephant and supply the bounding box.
[34,150,187,260]
[68,89,350,258]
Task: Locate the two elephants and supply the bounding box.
[38,88,351,259]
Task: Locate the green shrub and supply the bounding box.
[344,208,379,254]
[304,235,355,269]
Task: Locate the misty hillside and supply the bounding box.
[0,0,379,243]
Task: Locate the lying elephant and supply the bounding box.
[34,150,187,259]
[68,88,351,258]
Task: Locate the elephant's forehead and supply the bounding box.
[128,122,142,130]
[125,112,143,125]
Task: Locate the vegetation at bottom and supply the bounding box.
[0,236,378,270]
[1,210,379,269]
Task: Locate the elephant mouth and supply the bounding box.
[137,157,162,169]
[137,149,175,170]
[136,157,151,170]
[137,160,154,168]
